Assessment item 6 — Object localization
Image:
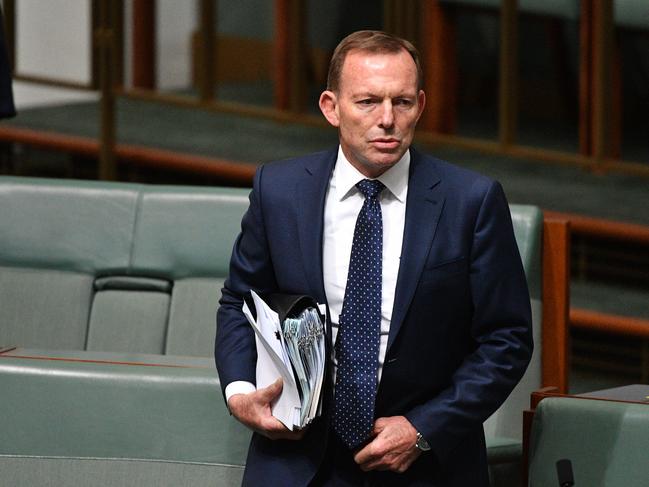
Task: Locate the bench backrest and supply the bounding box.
[0,351,250,481]
[485,204,543,442]
[0,176,249,356]
[528,397,649,486]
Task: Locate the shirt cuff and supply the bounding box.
[225,381,256,404]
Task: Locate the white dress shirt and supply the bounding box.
[323,147,408,383]
[225,147,409,402]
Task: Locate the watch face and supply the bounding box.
[416,433,431,451]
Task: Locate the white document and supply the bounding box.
[242,291,302,430]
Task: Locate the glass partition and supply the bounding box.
[516,1,580,152]
[615,0,649,164]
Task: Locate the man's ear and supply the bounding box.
[416,89,426,122]
[319,90,340,127]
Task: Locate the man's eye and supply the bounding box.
[358,99,375,105]
[395,98,413,107]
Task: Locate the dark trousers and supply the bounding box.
[310,428,374,487]
[310,428,443,487]
[309,428,416,487]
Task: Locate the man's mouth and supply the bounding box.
[370,138,400,150]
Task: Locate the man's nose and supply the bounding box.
[378,101,394,129]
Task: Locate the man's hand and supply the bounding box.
[353,416,422,473]
[228,378,305,440]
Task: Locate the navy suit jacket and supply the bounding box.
[215,147,533,486]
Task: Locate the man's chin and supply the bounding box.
[371,148,405,167]
[359,156,402,177]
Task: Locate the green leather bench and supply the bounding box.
[528,396,649,486]
[486,205,543,487]
[0,176,249,356]
[0,176,542,486]
[0,348,249,486]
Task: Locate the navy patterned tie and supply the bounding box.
[333,178,385,450]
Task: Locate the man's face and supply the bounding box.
[319,49,426,178]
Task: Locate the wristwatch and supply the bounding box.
[415,432,431,452]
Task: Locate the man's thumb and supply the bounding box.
[260,377,283,401]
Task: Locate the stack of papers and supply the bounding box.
[242,290,326,430]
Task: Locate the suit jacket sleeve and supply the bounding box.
[215,165,278,395]
[404,179,533,465]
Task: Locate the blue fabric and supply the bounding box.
[215,147,533,486]
[333,179,385,449]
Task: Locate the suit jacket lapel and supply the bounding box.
[296,149,337,303]
[387,149,445,351]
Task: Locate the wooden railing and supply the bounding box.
[547,211,649,339]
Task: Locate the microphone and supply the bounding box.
[556,459,574,487]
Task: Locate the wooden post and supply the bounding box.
[273,0,306,112]
[592,0,613,163]
[132,0,155,89]
[579,0,593,156]
[541,217,571,393]
[112,0,124,89]
[384,0,418,41]
[419,0,457,134]
[2,0,15,70]
[499,0,518,147]
[97,0,117,180]
[198,0,215,102]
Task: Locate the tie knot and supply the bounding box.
[356,179,385,200]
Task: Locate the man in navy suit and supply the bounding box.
[216,30,532,486]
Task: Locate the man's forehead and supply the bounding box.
[338,49,419,92]
[343,47,411,66]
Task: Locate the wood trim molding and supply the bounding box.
[571,308,649,337]
[544,210,649,245]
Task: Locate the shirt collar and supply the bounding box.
[333,146,409,203]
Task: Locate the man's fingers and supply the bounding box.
[258,415,306,440]
[257,378,283,403]
[354,416,422,473]
[230,378,306,440]
[373,417,388,432]
[353,445,369,465]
